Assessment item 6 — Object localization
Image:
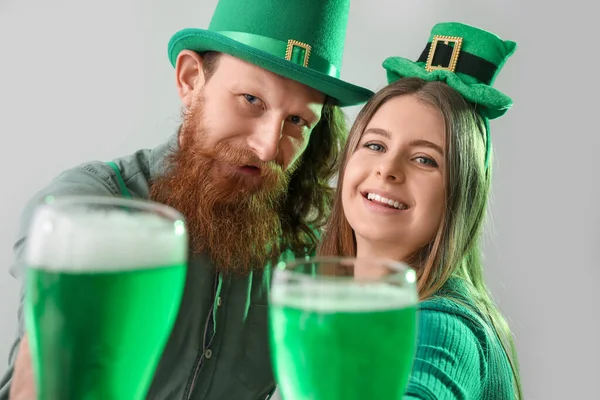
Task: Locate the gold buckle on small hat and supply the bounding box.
[285,39,311,67]
[425,35,463,72]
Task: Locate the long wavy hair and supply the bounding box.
[202,51,348,257]
[319,77,523,399]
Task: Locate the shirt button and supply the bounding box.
[217,297,222,306]
[205,349,212,359]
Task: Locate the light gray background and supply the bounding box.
[0,1,598,399]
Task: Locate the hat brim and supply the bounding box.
[168,29,374,107]
[382,57,512,119]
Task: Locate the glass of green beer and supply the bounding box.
[269,256,418,400]
[23,195,188,400]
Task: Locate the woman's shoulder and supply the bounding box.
[409,281,516,399]
[417,294,490,349]
[418,280,512,398]
[416,278,506,363]
[417,279,515,391]
[419,294,482,325]
[418,278,491,331]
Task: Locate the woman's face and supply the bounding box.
[341,94,446,257]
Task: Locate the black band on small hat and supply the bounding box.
[418,42,497,85]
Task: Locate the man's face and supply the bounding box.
[150,53,327,275]
[185,53,326,173]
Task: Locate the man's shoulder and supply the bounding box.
[16,161,119,232]
[16,139,169,232]
[50,160,122,194]
[46,135,176,199]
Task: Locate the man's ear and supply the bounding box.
[175,50,206,108]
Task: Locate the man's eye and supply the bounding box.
[289,115,307,126]
[244,94,261,106]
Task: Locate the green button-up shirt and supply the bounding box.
[0,133,297,400]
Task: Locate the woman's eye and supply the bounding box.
[364,142,385,152]
[415,156,438,167]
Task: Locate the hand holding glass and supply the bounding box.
[24,196,188,399]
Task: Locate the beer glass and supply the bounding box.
[269,256,418,400]
[24,195,188,400]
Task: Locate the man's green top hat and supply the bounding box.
[382,22,517,120]
[168,0,374,107]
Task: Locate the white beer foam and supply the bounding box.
[270,280,417,312]
[26,205,187,272]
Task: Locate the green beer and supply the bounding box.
[24,196,188,400]
[269,258,418,400]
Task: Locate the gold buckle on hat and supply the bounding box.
[285,40,311,67]
[425,35,463,72]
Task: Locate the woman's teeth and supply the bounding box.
[366,193,408,210]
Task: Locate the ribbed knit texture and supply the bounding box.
[404,280,515,399]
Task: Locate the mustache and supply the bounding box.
[195,140,285,178]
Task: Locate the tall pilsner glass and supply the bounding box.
[23,195,188,399]
[269,256,418,400]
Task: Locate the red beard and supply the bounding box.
[149,99,293,276]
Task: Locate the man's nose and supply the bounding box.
[247,118,284,162]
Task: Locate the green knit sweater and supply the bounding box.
[404,281,516,399]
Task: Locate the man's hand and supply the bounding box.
[9,335,36,400]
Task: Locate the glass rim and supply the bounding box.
[25,195,188,272]
[274,255,417,285]
[40,195,184,223]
